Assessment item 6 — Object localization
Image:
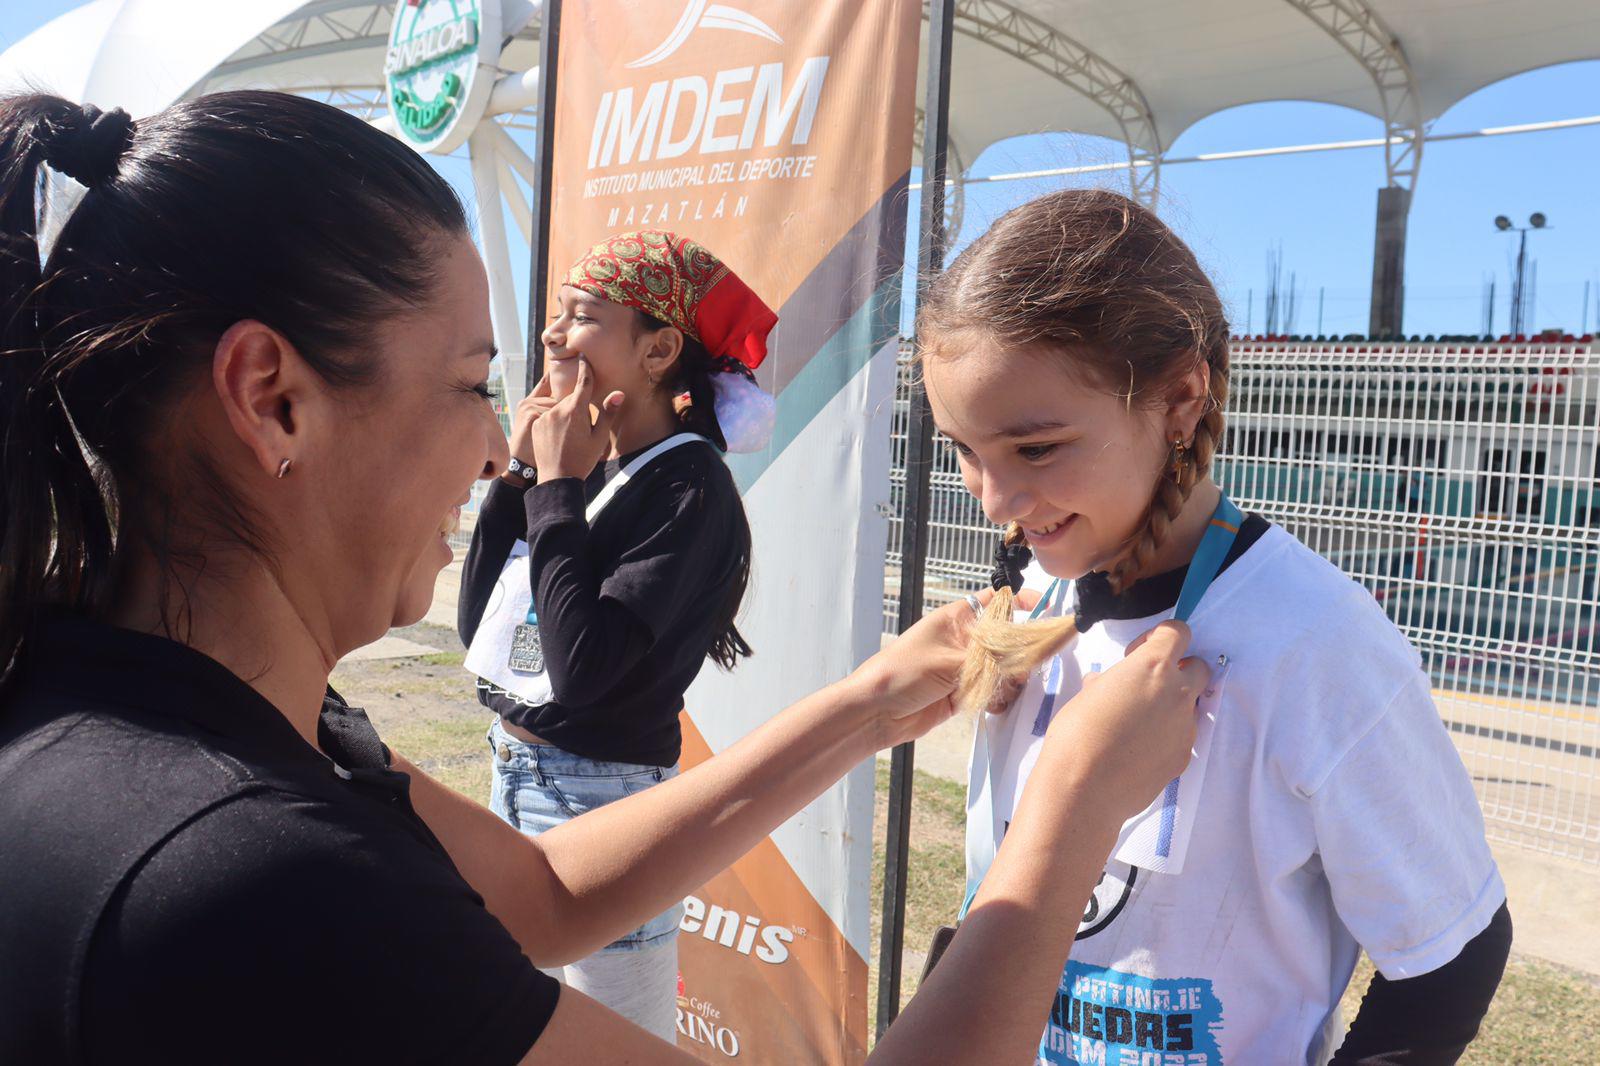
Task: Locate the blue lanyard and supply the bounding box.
[1174,493,1243,623]
[1029,492,1242,627]
[1153,493,1240,857]
[961,492,1242,917]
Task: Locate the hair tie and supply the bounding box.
[990,525,1032,592]
[37,104,135,189]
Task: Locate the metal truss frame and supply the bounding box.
[935,0,1163,207]
[1283,0,1425,190]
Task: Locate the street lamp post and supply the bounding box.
[1494,212,1548,336]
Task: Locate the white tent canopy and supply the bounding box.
[933,0,1600,192]
[4,0,1598,343]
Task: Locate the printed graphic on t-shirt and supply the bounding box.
[1001,818,1136,942]
[1077,860,1137,940]
[1041,962,1226,1065]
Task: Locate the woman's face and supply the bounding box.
[923,337,1175,580]
[298,237,508,646]
[541,285,666,401]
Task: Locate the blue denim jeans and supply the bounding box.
[486,716,684,947]
[486,718,683,1039]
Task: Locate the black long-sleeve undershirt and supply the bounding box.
[1331,902,1512,1064]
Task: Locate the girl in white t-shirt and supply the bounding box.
[919,189,1510,1066]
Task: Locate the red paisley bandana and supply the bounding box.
[563,230,776,370]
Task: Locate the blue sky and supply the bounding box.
[5,2,1597,339]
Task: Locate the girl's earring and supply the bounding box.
[276,458,293,479]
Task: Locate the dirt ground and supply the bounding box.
[330,621,494,802]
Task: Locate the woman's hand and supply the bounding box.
[532,357,625,483]
[1043,620,1207,820]
[848,588,1035,749]
[870,621,1207,1066]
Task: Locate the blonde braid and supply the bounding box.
[1107,467,1187,595]
[956,523,1081,712]
[1108,344,1230,593]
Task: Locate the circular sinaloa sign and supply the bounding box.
[384,0,501,154]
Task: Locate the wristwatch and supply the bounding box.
[506,456,535,483]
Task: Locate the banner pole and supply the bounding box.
[876,0,956,1037]
[524,0,562,395]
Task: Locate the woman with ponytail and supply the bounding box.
[0,92,1209,1064]
[920,188,1510,1065]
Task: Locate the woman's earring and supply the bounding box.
[276,458,293,479]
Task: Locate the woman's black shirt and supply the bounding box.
[0,618,559,1065]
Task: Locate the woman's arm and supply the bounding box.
[869,622,1205,1066]
[510,621,1207,1065]
[398,594,973,967]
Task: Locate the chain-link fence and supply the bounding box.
[883,338,1600,864]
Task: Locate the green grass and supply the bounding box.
[340,654,1600,1059]
[418,650,467,668]
[867,764,967,1036]
[379,712,491,799]
[330,656,489,799]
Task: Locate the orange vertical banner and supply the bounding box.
[547,1,921,1061]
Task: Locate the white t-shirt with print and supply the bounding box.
[964,525,1505,1066]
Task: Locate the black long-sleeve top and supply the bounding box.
[459,439,747,767]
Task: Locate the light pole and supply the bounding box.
[1495,212,1548,335]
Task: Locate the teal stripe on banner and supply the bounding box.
[725,276,902,495]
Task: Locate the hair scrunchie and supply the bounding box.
[991,524,1033,593]
[36,104,135,189]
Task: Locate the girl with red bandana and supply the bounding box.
[460,230,775,1038]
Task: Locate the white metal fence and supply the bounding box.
[884,339,1600,864]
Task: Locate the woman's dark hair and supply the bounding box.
[0,90,468,679]
[635,311,753,670]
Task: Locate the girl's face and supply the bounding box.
[924,337,1192,580]
[542,285,678,402]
